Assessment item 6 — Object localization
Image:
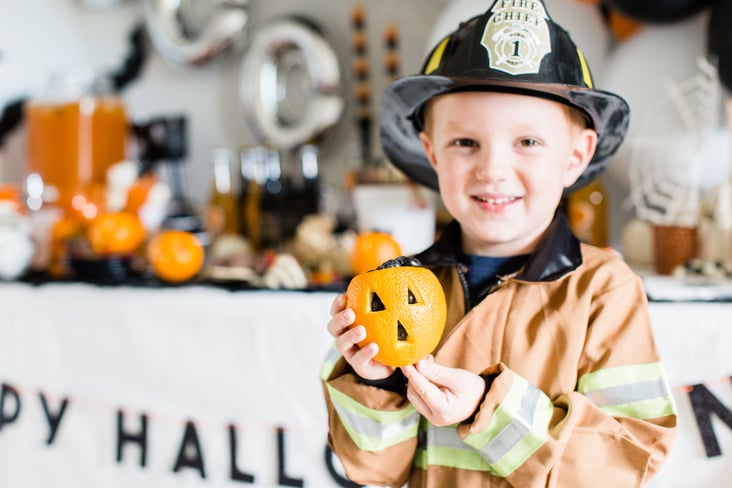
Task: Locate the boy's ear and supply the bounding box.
[563,128,598,188]
[419,132,438,169]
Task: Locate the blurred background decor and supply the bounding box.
[3,3,732,488]
[626,57,721,274]
[238,15,344,150]
[2,0,732,287]
[144,0,251,66]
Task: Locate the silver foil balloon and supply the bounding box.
[238,16,344,149]
[75,0,132,8]
[144,0,250,66]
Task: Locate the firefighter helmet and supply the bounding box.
[380,0,630,193]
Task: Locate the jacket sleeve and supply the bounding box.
[456,273,677,487]
[320,346,419,488]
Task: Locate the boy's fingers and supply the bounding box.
[403,364,435,399]
[327,307,355,338]
[407,387,431,417]
[329,293,347,317]
[415,356,448,386]
[350,342,378,366]
[334,325,365,354]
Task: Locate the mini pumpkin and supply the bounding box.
[350,231,402,275]
[346,261,446,367]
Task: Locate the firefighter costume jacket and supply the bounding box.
[321,212,677,487]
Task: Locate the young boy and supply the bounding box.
[321,1,677,486]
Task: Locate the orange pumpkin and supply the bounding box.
[147,230,205,283]
[346,265,446,367]
[87,211,145,255]
[350,231,402,275]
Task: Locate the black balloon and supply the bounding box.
[605,0,712,24]
[708,0,732,92]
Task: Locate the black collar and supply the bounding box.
[416,210,582,283]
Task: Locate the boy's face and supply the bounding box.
[419,91,597,256]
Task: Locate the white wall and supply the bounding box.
[0,0,449,210]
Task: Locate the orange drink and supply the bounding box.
[25,94,128,219]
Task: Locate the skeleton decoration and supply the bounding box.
[627,57,723,227]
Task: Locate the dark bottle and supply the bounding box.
[259,149,286,250]
[297,144,320,219]
[238,146,264,250]
[206,146,239,238]
[137,115,207,245]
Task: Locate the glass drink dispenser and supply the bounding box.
[24,70,128,220]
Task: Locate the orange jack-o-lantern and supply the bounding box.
[346,264,446,367]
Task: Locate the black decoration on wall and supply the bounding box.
[0,98,26,148]
[604,0,713,24]
[707,0,732,93]
[110,20,148,92]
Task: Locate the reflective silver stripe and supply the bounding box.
[425,423,473,452]
[463,375,552,476]
[585,379,671,408]
[478,384,540,463]
[416,422,491,472]
[327,384,419,451]
[331,400,420,441]
[578,362,677,419]
[417,384,551,476]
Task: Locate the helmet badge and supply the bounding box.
[482,0,551,76]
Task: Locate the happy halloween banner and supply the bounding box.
[0,381,353,486]
[0,375,730,487]
[1,283,731,487]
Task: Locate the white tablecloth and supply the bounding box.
[0,282,730,487]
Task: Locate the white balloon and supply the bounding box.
[424,0,610,75]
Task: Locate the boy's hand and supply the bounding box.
[327,294,395,381]
[402,355,486,426]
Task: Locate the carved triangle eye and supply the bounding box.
[397,321,408,341]
[371,292,385,312]
[408,289,417,304]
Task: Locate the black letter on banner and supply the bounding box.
[172,421,206,479]
[39,392,69,445]
[0,383,21,431]
[324,445,363,487]
[228,424,255,483]
[116,410,148,467]
[688,381,732,457]
[276,427,303,487]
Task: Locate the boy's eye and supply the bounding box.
[452,138,478,148]
[518,138,539,148]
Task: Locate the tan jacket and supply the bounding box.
[322,214,677,487]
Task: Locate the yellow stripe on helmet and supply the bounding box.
[424,37,451,75]
[576,48,593,88]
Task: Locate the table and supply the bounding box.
[0,282,730,487]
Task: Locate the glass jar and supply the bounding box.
[25,69,129,221]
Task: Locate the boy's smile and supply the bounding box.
[472,193,521,213]
[419,91,597,257]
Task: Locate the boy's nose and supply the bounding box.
[474,150,509,183]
